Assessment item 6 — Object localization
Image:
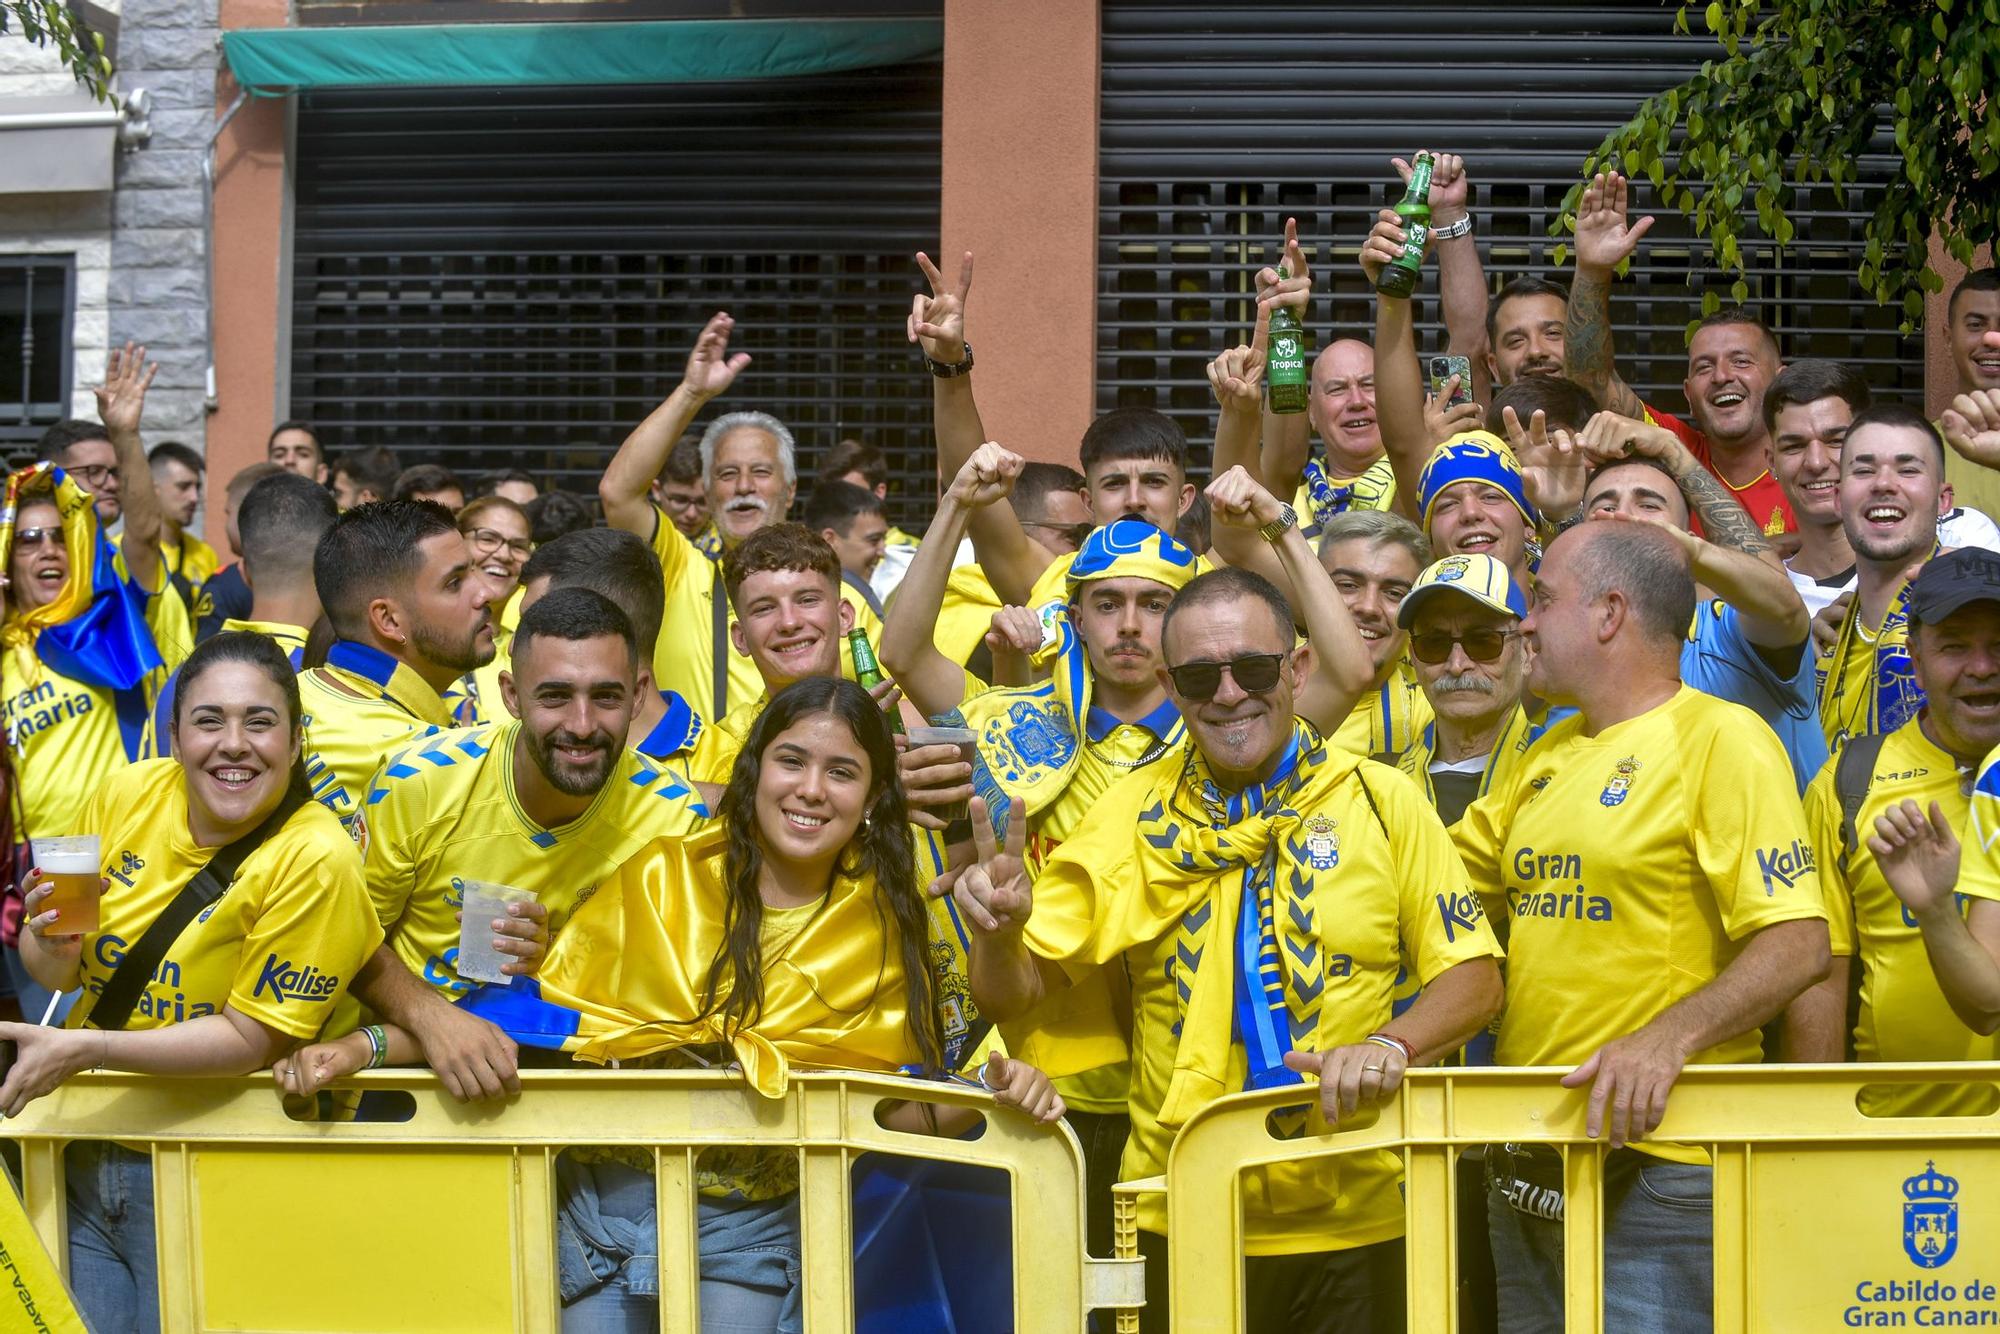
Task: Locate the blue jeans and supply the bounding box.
[557,1155,802,1334]
[1486,1156,1714,1333]
[66,1141,159,1334]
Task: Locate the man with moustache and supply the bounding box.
[1816,406,1958,749]
[1781,551,2000,1110]
[597,313,882,725]
[346,589,711,1101]
[1768,360,2000,619]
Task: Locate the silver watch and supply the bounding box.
[1433,216,1474,241]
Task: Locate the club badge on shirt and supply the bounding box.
[1599,756,1641,808]
[1303,814,1340,870]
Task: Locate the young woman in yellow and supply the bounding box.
[0,632,378,1334]
[477,677,1055,1333]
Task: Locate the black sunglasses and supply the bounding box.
[1166,652,1287,701]
[1409,628,1519,665]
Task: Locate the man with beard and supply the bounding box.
[597,313,882,724]
[1396,553,1539,825]
[1780,551,2000,1111]
[349,588,709,1101]
[300,499,496,835]
[1816,406,1955,749]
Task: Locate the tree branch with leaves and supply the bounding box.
[2,2,114,102]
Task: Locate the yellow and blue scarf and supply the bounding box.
[0,464,163,758]
[958,519,1197,829]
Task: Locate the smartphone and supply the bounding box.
[1428,354,1474,408]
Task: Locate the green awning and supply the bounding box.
[221,17,942,95]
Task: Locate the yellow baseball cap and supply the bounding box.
[1396,552,1527,628]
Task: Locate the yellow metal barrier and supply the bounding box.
[2,1068,1143,1333]
[1118,1063,2000,1333]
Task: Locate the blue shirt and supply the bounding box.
[1681,600,1825,793]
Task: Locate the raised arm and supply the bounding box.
[1583,412,1808,647]
[1363,213,1432,522]
[910,251,1059,604]
[1406,152,1494,407]
[1941,389,2000,479]
[1564,172,1655,420]
[600,312,750,536]
[880,443,1026,718]
[953,801,1069,1023]
[1254,218,1311,494]
[1207,466,1372,733]
[1205,333,1294,599]
[94,343,162,590]
[1872,800,2000,1035]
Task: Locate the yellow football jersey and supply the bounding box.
[933,563,1002,670]
[4,555,191,845]
[299,641,456,838]
[1807,718,1998,1115]
[68,759,377,1038]
[688,693,763,787]
[1335,655,1432,764]
[358,721,710,997]
[1453,686,1826,1161]
[1815,580,1923,750]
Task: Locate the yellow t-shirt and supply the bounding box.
[1815,583,1922,751]
[1452,686,1826,1160]
[3,554,192,844]
[1960,744,2000,906]
[1292,454,1398,541]
[145,617,309,758]
[1335,655,1432,764]
[358,721,711,998]
[1030,752,1501,1254]
[1807,718,1998,1115]
[160,530,220,624]
[932,564,1002,671]
[645,506,883,722]
[68,759,378,1038]
[299,641,456,839]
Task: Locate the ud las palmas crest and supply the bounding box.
[1903,1161,1959,1269]
[1599,756,1640,808]
[1303,814,1340,871]
[982,698,1077,784]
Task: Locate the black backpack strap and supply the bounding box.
[710,561,730,723]
[841,568,887,620]
[1833,730,1889,1063]
[89,790,307,1032]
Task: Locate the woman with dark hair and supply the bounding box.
[0,630,378,1334]
[451,494,534,723]
[433,676,1059,1332]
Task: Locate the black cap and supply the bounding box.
[1906,548,2000,625]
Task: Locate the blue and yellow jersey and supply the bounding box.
[69,759,376,1038]
[299,641,456,838]
[357,720,709,998]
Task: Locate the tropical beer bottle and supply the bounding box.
[1266,265,1309,415]
[848,627,905,736]
[1374,150,1434,299]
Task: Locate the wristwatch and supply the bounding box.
[1258,503,1299,543]
[923,341,975,378]
[1433,216,1474,240]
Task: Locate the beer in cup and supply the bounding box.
[905,725,978,826]
[33,835,102,935]
[455,880,538,985]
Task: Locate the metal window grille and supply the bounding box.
[0,256,77,449]
[288,68,941,525]
[1099,0,1922,467]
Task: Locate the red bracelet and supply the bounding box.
[1364,1032,1415,1063]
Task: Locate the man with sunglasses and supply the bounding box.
[1452,519,1828,1333]
[958,561,1500,1334]
[1397,554,1539,826]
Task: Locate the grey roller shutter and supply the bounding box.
[1100,0,1919,462]
[288,66,941,523]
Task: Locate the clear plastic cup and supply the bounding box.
[906,725,978,825]
[455,881,537,985]
[33,835,102,935]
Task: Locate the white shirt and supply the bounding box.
[1785,506,2000,618]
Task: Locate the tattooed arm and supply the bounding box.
[1566,172,1655,419]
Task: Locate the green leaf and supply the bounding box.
[1705,1,1724,33]
[1552,243,1569,268]
[1905,289,1927,320]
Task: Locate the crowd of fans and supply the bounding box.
[1,153,1999,1334]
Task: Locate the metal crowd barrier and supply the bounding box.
[1117,1063,2000,1333]
[1,1068,1141,1333]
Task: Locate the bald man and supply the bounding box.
[1265,339,1399,539]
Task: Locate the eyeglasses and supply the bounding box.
[11,527,61,550]
[1025,520,1096,552]
[464,527,533,559]
[67,464,119,488]
[1166,652,1288,701]
[1409,628,1520,665]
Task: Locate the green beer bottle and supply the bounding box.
[1265,265,1309,415]
[1375,150,1434,299]
[848,627,905,736]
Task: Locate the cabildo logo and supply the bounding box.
[1905,1161,1959,1269]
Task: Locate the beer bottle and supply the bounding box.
[1265,265,1309,415]
[848,627,905,736]
[1374,151,1434,299]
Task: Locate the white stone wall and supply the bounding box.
[0,28,114,424]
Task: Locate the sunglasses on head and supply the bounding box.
[1409,628,1519,665]
[1166,651,1287,701]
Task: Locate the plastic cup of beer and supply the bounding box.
[906,725,978,825]
[456,881,538,985]
[33,835,102,935]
